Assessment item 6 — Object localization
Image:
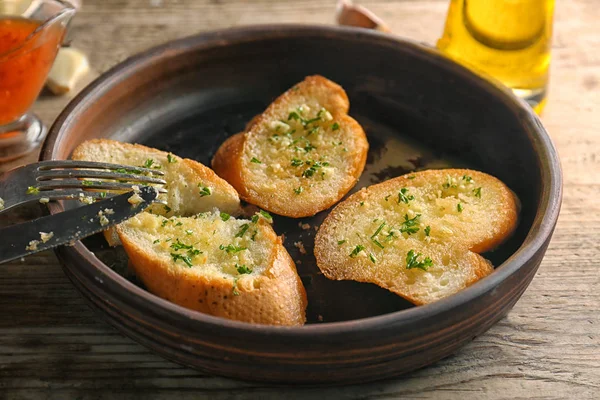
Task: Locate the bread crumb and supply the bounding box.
[98,210,110,226]
[39,197,50,204]
[314,225,319,231]
[78,192,94,204]
[269,120,290,133]
[0,197,3,210]
[296,260,302,265]
[104,208,115,215]
[299,222,311,230]
[39,232,54,243]
[317,315,324,322]
[128,193,144,205]
[26,240,40,251]
[294,241,307,254]
[298,104,310,114]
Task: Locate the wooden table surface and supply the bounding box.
[2,0,599,398]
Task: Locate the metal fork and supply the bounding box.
[0,160,168,213]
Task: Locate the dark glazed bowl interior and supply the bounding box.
[41,25,562,384]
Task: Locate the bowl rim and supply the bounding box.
[41,24,562,337]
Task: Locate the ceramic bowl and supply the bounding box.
[41,25,562,384]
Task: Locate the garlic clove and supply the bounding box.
[46,47,90,96]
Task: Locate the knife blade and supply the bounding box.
[0,186,158,264]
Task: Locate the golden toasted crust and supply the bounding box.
[211,133,249,198]
[117,213,307,326]
[212,75,369,218]
[314,169,518,305]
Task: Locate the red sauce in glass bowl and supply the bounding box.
[0,17,65,125]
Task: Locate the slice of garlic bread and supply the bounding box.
[72,139,242,217]
[314,169,519,305]
[212,75,369,218]
[117,210,307,325]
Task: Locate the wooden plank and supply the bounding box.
[1,0,599,398]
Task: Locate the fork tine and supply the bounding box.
[36,169,167,185]
[31,189,169,205]
[36,180,169,193]
[36,160,165,176]
[34,189,114,201]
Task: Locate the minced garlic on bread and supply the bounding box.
[314,169,519,305]
[212,75,369,218]
[117,210,307,325]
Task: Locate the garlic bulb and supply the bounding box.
[46,47,90,95]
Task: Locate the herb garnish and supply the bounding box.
[462,175,473,183]
[258,210,273,223]
[294,186,303,195]
[170,239,197,252]
[167,154,177,163]
[26,186,40,195]
[236,264,253,274]
[304,143,316,152]
[153,239,160,244]
[369,253,377,264]
[474,187,482,198]
[400,214,421,235]
[370,222,386,249]
[220,212,231,221]
[235,223,249,238]
[424,226,431,236]
[291,158,303,167]
[332,122,340,131]
[442,175,457,189]
[198,184,211,197]
[171,253,193,267]
[307,126,320,136]
[302,161,329,178]
[349,245,365,258]
[406,250,433,271]
[457,203,463,212]
[232,277,240,296]
[398,188,414,204]
[143,159,154,168]
[337,240,346,245]
[115,167,142,175]
[219,244,247,254]
[164,204,172,213]
[250,157,262,164]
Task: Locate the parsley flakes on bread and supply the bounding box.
[314,169,519,305]
[212,75,369,218]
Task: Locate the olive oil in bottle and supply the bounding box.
[437,0,555,114]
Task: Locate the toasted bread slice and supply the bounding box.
[72,139,242,245]
[212,75,369,218]
[117,210,307,325]
[314,169,519,305]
